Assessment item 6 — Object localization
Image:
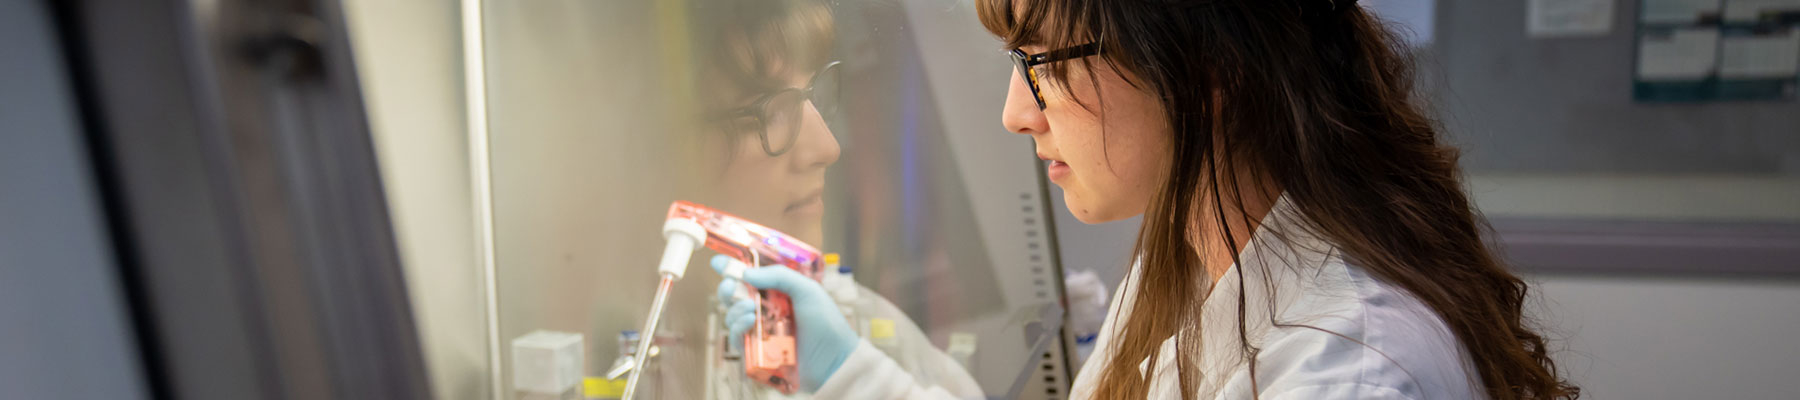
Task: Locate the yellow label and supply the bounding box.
[869,318,896,339]
[584,377,627,398]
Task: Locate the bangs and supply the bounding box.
[975,0,1022,45]
[977,0,1131,114]
[976,0,1094,50]
[705,0,837,94]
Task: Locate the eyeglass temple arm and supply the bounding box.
[1029,43,1103,65]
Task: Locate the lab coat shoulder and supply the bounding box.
[1217,264,1485,400]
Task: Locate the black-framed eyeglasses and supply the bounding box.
[1007,43,1101,110]
[709,61,843,157]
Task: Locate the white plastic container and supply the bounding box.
[512,330,584,400]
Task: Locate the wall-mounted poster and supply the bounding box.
[1530,0,1617,38]
[1635,0,1800,102]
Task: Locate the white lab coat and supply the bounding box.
[824,195,1486,399]
[1068,195,1485,399]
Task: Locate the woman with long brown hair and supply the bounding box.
[723,0,1581,398]
[971,0,1581,398]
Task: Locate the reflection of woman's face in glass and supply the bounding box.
[700,65,840,247]
[693,0,838,247]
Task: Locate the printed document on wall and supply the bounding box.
[1528,0,1617,37]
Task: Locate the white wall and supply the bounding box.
[1530,274,1800,399]
[341,2,490,399]
[1472,173,1800,398]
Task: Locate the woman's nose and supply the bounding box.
[790,101,840,171]
[1002,69,1049,135]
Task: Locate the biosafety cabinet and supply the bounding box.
[462,0,1079,398]
[386,0,1087,397]
[42,0,1083,399]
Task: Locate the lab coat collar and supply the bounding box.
[1140,194,1352,396]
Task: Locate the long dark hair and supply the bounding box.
[977,0,1579,399]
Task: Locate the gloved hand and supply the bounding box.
[712,255,859,392]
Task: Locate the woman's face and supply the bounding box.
[1003,49,1172,224]
[702,68,840,246]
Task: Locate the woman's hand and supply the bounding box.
[712,255,859,392]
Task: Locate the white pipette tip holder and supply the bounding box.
[658,218,706,279]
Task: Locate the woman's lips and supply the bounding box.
[1047,160,1072,182]
[1038,152,1071,183]
[785,190,825,215]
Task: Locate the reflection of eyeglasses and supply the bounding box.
[709,61,842,157]
[1006,43,1101,110]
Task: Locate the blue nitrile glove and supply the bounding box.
[712,255,858,392]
